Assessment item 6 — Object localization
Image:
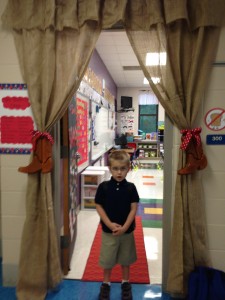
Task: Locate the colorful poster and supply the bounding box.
[76,97,88,166]
[0,84,35,154]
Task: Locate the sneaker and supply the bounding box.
[99,283,110,300]
[121,282,132,300]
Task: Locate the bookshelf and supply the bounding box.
[81,170,106,210]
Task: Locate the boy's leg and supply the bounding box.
[103,268,112,282]
[99,269,112,300]
[121,265,130,281]
[121,266,132,299]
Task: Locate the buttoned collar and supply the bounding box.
[110,176,127,187]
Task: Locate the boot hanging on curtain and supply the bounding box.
[177,128,207,175]
[18,130,54,174]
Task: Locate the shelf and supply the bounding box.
[82,198,96,209]
[81,170,106,210]
[136,140,160,159]
[137,157,159,160]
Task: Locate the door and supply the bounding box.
[60,94,80,275]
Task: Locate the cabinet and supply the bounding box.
[136,141,159,159]
[81,170,105,210]
[86,166,111,180]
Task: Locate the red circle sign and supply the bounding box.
[204,108,225,131]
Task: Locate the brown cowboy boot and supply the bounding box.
[178,137,207,175]
[41,137,53,173]
[18,136,42,173]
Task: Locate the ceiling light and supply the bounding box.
[143,78,149,84]
[144,77,160,84]
[146,52,166,66]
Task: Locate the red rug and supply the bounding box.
[82,216,150,283]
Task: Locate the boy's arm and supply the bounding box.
[113,202,138,235]
[95,204,121,232]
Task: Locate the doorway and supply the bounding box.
[55,32,172,282]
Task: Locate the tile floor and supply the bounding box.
[65,168,163,285]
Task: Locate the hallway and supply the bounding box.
[65,168,163,285]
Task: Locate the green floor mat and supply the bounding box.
[142,220,162,228]
[140,198,163,204]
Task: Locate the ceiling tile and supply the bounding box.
[95,31,148,88]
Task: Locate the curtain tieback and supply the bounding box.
[18,130,54,174]
[32,130,54,150]
[180,127,202,150]
[178,127,207,175]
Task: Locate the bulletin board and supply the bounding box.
[0,84,35,154]
[76,96,89,166]
[68,92,89,173]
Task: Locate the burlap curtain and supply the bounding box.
[2,1,102,299]
[125,1,225,296]
[2,0,225,299]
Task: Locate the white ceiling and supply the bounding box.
[95,31,148,89]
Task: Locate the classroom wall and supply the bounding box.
[116,87,165,136]
[0,0,30,285]
[89,49,117,98]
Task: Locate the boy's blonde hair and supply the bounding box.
[108,150,130,167]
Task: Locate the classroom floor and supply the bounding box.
[65,167,164,284]
[0,167,167,300]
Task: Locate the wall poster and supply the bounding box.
[0,84,35,154]
[120,112,134,134]
[69,92,89,173]
[76,96,89,170]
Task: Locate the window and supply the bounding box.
[139,104,158,134]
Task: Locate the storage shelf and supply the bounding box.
[136,140,160,159]
[137,157,159,160]
[81,170,106,210]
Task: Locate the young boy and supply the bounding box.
[95,150,140,300]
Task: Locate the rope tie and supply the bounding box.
[180,127,202,150]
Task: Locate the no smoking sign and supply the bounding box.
[204,108,225,131]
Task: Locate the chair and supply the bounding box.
[127,142,138,169]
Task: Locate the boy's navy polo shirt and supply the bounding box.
[95,177,139,233]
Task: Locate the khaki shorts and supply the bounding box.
[99,231,137,269]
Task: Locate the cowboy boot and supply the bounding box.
[178,138,207,175]
[41,137,53,173]
[195,140,207,170]
[18,136,42,173]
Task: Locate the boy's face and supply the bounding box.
[109,160,130,182]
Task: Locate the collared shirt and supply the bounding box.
[95,177,139,233]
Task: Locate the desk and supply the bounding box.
[109,148,135,154]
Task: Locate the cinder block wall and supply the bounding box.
[0,0,30,285]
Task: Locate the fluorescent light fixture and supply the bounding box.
[143,77,160,84]
[146,52,166,66]
[143,78,149,84]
